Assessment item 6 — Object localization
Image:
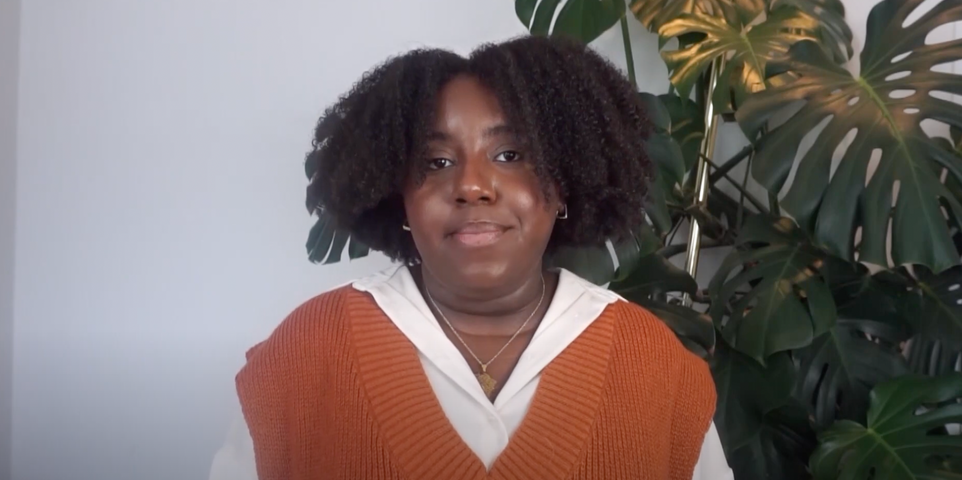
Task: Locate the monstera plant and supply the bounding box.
[307,0,962,477]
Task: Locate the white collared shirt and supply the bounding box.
[209,266,734,479]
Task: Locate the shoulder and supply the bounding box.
[608,300,716,399]
[239,264,408,372]
[607,299,680,348]
[555,270,708,367]
[558,268,623,304]
[237,285,364,385]
[559,269,705,365]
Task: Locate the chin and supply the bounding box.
[457,261,512,287]
[437,258,519,292]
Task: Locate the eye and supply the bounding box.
[494,150,522,162]
[427,158,454,170]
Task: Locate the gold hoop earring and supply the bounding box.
[557,204,568,220]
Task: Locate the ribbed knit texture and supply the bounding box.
[236,286,716,480]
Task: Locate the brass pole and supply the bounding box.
[682,59,725,306]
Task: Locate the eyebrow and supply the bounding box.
[484,124,518,138]
[424,124,519,142]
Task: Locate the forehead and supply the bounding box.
[433,75,506,129]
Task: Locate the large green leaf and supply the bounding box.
[611,223,663,281]
[547,224,660,286]
[646,133,685,189]
[659,6,821,112]
[712,342,817,480]
[901,266,962,348]
[630,0,765,32]
[611,251,698,297]
[546,244,615,286]
[304,143,368,264]
[643,300,714,358]
[796,297,911,429]
[736,0,962,274]
[631,0,848,62]
[729,402,819,480]
[903,249,962,376]
[829,264,962,377]
[639,93,688,233]
[709,215,837,364]
[943,126,962,202]
[643,182,672,234]
[908,334,962,377]
[771,0,853,63]
[659,93,704,172]
[953,125,962,157]
[515,0,626,44]
[306,210,369,264]
[810,374,962,479]
[610,252,715,356]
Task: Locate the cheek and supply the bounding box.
[509,168,561,214]
[521,204,558,253]
[510,184,558,233]
[402,186,444,233]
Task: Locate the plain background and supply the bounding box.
[0,1,959,479]
[0,0,19,476]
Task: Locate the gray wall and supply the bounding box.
[0,0,20,478]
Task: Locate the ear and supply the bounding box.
[551,185,567,219]
[548,180,564,202]
[556,203,568,220]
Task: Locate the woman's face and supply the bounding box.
[403,75,561,291]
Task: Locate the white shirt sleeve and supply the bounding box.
[209,415,733,480]
[692,421,734,479]
[208,412,258,480]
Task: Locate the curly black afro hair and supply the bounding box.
[305,35,653,265]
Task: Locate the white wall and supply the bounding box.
[6,1,952,480]
[8,2,663,480]
[0,0,21,478]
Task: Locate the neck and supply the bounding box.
[415,264,552,335]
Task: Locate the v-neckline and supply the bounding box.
[346,288,618,479]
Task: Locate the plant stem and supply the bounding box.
[665,218,684,246]
[757,125,780,216]
[658,238,729,259]
[737,152,752,229]
[701,154,769,213]
[620,16,637,89]
[708,145,753,184]
[709,184,757,226]
[769,193,781,216]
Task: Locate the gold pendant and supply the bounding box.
[477,372,497,396]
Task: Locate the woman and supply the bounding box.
[210,36,732,479]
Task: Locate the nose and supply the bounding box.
[454,155,497,206]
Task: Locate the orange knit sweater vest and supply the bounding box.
[237,286,717,480]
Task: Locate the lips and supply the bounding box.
[450,222,508,247]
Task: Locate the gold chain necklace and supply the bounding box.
[425,274,546,397]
